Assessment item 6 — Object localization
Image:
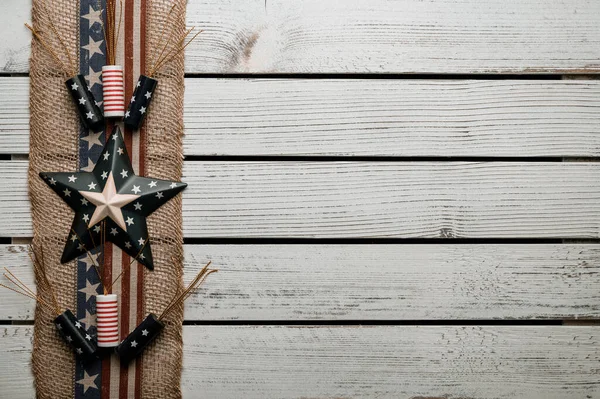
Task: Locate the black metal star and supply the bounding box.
[39,126,187,270]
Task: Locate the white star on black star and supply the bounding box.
[39,127,187,270]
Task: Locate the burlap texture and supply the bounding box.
[29,0,186,397]
[29,0,79,397]
[140,1,186,398]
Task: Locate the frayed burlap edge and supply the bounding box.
[139,1,186,397]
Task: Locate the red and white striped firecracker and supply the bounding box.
[96,294,119,347]
[102,65,125,118]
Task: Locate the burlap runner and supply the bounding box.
[28,0,186,397]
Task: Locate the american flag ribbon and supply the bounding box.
[77,0,147,397]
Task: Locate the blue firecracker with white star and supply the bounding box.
[124,74,158,131]
[39,126,187,270]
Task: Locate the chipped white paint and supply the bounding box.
[3,0,600,73]
[3,78,600,157]
[2,244,599,321]
[2,326,600,398]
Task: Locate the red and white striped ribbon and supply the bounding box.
[102,65,125,117]
[96,294,119,347]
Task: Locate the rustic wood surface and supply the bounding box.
[2,244,599,321]
[1,0,599,396]
[2,77,600,157]
[2,326,600,398]
[2,160,600,238]
[3,0,600,73]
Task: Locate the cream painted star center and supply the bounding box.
[79,172,140,231]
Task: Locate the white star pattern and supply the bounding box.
[169,182,177,189]
[87,65,102,89]
[81,309,96,329]
[56,323,62,330]
[149,181,157,188]
[70,234,78,242]
[79,279,100,301]
[125,111,130,118]
[139,253,145,260]
[82,131,103,150]
[93,225,101,233]
[68,175,77,182]
[103,152,110,161]
[75,321,82,329]
[131,340,138,348]
[140,106,146,114]
[85,334,92,341]
[81,158,96,172]
[49,177,57,185]
[86,111,94,120]
[120,169,128,179]
[131,185,141,194]
[130,96,135,103]
[79,97,86,105]
[144,91,152,99]
[81,4,103,27]
[112,134,119,141]
[82,214,90,222]
[125,241,132,249]
[77,243,85,251]
[63,188,71,197]
[156,192,164,199]
[81,198,89,206]
[76,348,83,355]
[83,37,104,57]
[134,202,142,210]
[88,182,97,190]
[101,171,108,180]
[76,371,99,394]
[126,217,134,226]
[141,329,149,336]
[66,336,73,343]
[81,253,100,272]
[138,238,146,246]
[71,82,79,90]
[110,228,118,236]
[117,147,124,155]
[137,80,141,88]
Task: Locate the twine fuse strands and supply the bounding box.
[0,245,98,362]
[124,3,202,130]
[25,0,104,130]
[102,0,125,118]
[116,261,216,363]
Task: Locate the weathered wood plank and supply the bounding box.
[3,326,600,398]
[0,78,28,154]
[2,244,599,321]
[3,78,600,157]
[2,160,600,238]
[3,0,600,73]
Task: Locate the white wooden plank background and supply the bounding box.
[2,0,600,396]
[3,77,600,157]
[3,161,599,238]
[2,325,600,398]
[2,244,599,321]
[2,0,600,73]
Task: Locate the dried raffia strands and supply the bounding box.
[28,0,79,396]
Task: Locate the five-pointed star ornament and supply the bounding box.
[40,126,187,270]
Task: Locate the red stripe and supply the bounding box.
[119,3,135,398]
[135,2,147,398]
